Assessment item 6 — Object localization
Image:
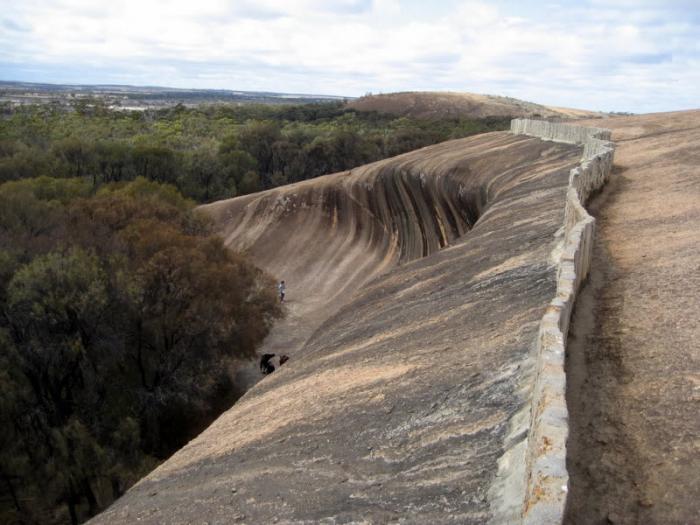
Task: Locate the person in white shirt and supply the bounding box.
[278,280,286,303]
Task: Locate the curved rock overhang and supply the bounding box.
[91,129,590,524]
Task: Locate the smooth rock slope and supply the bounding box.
[92,130,585,524]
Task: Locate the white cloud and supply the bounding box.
[0,0,698,112]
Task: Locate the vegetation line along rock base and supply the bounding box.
[0,178,283,524]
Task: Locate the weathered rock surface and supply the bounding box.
[507,119,614,524]
[91,131,584,524]
[565,110,700,524]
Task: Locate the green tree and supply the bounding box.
[219,149,257,193]
[238,170,262,194]
[52,137,96,179]
[237,120,282,186]
[5,248,110,523]
[95,141,133,183]
[0,143,52,183]
[0,177,282,523]
[182,141,228,202]
[132,145,178,184]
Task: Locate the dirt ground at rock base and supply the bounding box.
[565,110,700,524]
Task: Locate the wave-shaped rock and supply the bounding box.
[91,131,583,524]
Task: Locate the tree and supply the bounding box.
[0,180,68,259]
[132,145,178,184]
[52,138,96,179]
[303,137,334,177]
[385,125,438,157]
[182,141,228,202]
[238,170,261,195]
[0,143,52,183]
[328,130,378,172]
[0,177,282,523]
[5,248,110,524]
[95,141,133,183]
[219,149,257,193]
[237,120,282,186]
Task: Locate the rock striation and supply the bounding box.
[90,124,611,524]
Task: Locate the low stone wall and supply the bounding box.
[510,118,611,148]
[509,119,615,523]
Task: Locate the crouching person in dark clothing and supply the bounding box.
[260,353,276,375]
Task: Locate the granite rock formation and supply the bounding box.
[91,129,587,524]
[564,110,700,525]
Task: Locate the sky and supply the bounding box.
[1,0,698,113]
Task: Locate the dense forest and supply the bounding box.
[0,101,509,523]
[0,177,281,523]
[0,101,510,203]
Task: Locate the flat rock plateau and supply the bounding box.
[90,110,699,524]
[565,110,700,524]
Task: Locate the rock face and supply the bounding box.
[91,130,587,524]
[198,134,556,382]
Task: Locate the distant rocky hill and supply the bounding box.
[347,91,605,120]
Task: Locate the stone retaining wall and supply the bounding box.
[508,119,614,524]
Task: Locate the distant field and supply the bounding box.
[0,80,350,110]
